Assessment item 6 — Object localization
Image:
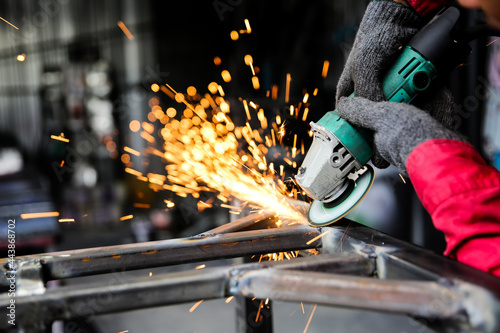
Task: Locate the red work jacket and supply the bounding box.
[407,140,500,276]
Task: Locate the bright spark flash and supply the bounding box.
[129,82,308,224]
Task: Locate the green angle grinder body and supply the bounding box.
[307,165,374,227]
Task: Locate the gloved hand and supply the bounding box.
[336,0,422,168]
[337,96,466,175]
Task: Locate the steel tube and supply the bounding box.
[237,269,464,319]
[0,225,321,281]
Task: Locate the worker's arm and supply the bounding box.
[336,96,500,277]
[407,139,500,276]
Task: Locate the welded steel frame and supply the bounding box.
[1,210,500,332]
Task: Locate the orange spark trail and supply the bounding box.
[0,16,18,29]
[303,304,317,333]
[117,21,134,40]
[21,212,59,219]
[189,300,204,312]
[306,230,331,245]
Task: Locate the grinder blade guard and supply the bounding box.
[295,113,375,227]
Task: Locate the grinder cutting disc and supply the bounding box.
[307,165,375,227]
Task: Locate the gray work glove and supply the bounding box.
[337,96,466,175]
[336,0,422,168]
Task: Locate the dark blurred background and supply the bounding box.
[0,0,497,260]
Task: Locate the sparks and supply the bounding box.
[189,300,204,312]
[225,296,234,303]
[285,73,291,103]
[0,16,18,30]
[124,146,140,156]
[58,218,75,223]
[255,300,264,322]
[306,230,331,245]
[322,60,330,78]
[117,20,134,40]
[51,133,69,143]
[303,304,317,333]
[134,203,151,209]
[399,173,407,184]
[21,212,60,219]
[120,215,133,221]
[244,19,252,33]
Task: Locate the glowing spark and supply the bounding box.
[125,168,142,177]
[16,54,26,62]
[60,160,65,167]
[230,30,239,40]
[51,133,69,143]
[322,60,330,78]
[487,39,498,47]
[285,73,291,103]
[151,83,160,92]
[303,304,317,333]
[195,264,206,269]
[244,19,252,33]
[117,20,134,40]
[221,203,241,211]
[124,146,140,156]
[225,296,234,303]
[252,76,260,90]
[164,200,175,208]
[0,16,18,30]
[189,300,204,312]
[255,300,264,322]
[149,272,153,277]
[301,302,305,314]
[120,215,133,221]
[221,70,232,82]
[306,230,331,245]
[313,88,318,96]
[303,93,309,103]
[243,99,251,120]
[271,84,278,100]
[58,218,74,223]
[118,330,129,333]
[302,107,309,122]
[21,212,59,219]
[399,173,406,184]
[249,62,255,76]
[134,203,151,209]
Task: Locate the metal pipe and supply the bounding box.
[0,224,321,282]
[236,269,465,320]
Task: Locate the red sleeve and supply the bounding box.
[406,139,500,276]
[406,0,449,17]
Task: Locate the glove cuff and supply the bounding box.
[362,0,421,34]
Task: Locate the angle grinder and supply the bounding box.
[296,6,497,226]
